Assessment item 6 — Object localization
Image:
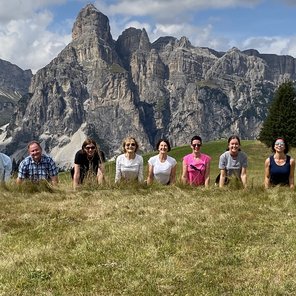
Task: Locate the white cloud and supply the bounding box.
[286,37,296,57]
[0,0,71,72]
[96,0,261,21]
[0,0,67,24]
[150,22,230,50]
[99,0,296,59]
[0,10,71,72]
[96,0,259,51]
[241,36,296,57]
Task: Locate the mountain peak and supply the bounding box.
[72,4,112,43]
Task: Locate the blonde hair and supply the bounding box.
[122,137,139,153]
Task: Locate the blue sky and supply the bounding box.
[0,0,296,73]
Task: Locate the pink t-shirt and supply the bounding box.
[183,153,211,186]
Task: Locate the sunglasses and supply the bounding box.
[275,142,285,146]
[85,146,96,150]
[192,143,202,148]
[126,143,136,147]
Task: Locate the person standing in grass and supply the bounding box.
[115,137,143,183]
[147,139,177,185]
[181,136,211,187]
[72,138,105,189]
[264,137,295,189]
[17,141,59,186]
[218,135,248,188]
[0,152,12,182]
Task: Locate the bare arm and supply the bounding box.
[181,160,188,185]
[219,169,227,188]
[240,167,247,188]
[204,160,211,188]
[50,175,59,186]
[264,158,270,189]
[73,164,81,190]
[289,158,295,190]
[169,165,177,185]
[16,177,23,185]
[147,164,154,185]
[97,162,105,185]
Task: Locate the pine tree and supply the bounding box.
[259,80,296,147]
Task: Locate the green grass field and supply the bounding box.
[1,140,296,295]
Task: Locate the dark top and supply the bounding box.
[72,150,106,183]
[269,155,290,186]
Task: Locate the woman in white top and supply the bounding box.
[115,137,143,183]
[147,139,177,185]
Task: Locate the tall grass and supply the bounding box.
[1,140,296,295]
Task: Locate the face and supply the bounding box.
[191,140,202,152]
[28,143,42,162]
[158,141,168,154]
[228,139,240,155]
[274,139,285,151]
[84,143,96,157]
[125,139,136,153]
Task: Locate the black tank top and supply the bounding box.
[269,155,290,186]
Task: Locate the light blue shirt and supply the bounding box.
[0,153,12,182]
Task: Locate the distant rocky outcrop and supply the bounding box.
[1,4,296,167]
[0,59,32,127]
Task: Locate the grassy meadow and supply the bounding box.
[1,140,296,295]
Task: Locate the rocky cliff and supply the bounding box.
[1,4,296,167]
[0,59,32,127]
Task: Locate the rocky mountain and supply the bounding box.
[1,4,296,167]
[0,59,32,127]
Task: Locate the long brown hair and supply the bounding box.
[81,138,104,163]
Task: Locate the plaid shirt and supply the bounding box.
[18,155,59,182]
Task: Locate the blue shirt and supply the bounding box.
[0,153,12,181]
[18,155,59,182]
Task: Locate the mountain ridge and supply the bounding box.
[0,3,295,168]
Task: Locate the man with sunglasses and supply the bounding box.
[181,135,211,187]
[72,138,106,189]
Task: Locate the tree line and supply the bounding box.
[259,80,296,147]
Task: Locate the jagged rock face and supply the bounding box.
[72,4,119,66]
[0,59,32,126]
[2,4,296,166]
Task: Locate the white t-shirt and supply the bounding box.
[148,155,177,184]
[115,154,143,182]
